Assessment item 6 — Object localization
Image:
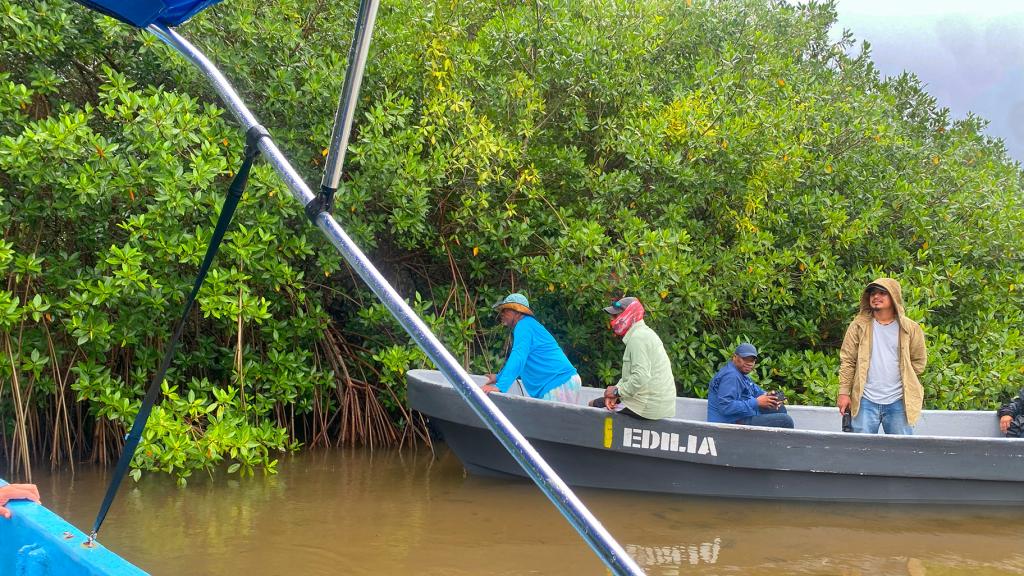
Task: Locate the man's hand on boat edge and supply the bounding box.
[0,484,41,519]
[1000,415,1013,434]
[481,373,500,394]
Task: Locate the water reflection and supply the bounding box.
[22,447,1024,575]
[604,491,1024,575]
[626,539,721,571]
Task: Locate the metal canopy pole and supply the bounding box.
[320,0,378,193]
[148,24,644,576]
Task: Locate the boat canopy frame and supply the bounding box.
[66,1,645,574]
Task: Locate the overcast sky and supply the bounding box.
[827,0,1024,162]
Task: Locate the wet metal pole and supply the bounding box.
[148,24,644,576]
[320,0,378,194]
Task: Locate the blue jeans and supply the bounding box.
[740,406,794,428]
[853,397,913,435]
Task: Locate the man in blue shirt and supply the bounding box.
[707,343,794,428]
[482,293,581,403]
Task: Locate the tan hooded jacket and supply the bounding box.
[838,277,927,424]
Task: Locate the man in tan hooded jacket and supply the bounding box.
[837,278,927,434]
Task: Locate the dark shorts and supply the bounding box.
[588,397,651,420]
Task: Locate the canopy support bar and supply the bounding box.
[147,23,643,576]
[319,0,379,194]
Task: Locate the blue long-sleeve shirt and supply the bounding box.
[495,315,577,398]
[707,362,766,423]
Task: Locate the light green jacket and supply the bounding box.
[617,320,677,419]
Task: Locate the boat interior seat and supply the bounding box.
[521,379,1005,437]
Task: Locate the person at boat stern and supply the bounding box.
[997,388,1024,437]
[837,278,927,435]
[481,293,582,403]
[707,343,794,428]
[588,297,676,420]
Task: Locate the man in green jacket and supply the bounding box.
[589,297,676,419]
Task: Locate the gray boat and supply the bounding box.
[408,369,1024,505]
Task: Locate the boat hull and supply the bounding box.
[408,369,1024,505]
[0,480,147,575]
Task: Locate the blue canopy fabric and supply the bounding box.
[74,0,223,28]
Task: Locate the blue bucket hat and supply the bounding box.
[492,293,534,316]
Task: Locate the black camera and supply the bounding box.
[770,390,785,403]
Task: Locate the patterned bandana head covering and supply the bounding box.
[609,298,645,337]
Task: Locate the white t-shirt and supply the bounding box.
[863,319,902,404]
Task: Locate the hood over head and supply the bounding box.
[858,277,906,319]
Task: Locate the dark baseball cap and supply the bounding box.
[867,283,889,295]
[734,343,758,358]
[603,296,638,315]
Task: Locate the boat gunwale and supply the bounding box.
[408,368,1010,442]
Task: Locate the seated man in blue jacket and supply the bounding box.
[707,343,794,428]
[481,293,581,403]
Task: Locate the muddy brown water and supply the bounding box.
[21,446,1024,575]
